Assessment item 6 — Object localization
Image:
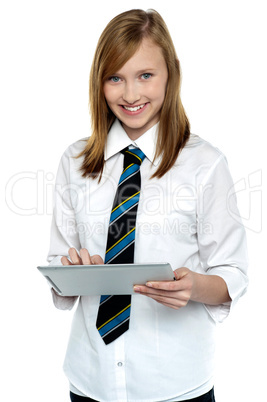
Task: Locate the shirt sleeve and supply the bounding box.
[197,154,249,322]
[46,148,81,310]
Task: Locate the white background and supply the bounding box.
[1,1,266,401]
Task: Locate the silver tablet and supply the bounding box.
[37,263,174,296]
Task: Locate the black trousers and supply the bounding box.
[70,387,215,402]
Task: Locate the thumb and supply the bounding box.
[174,267,190,281]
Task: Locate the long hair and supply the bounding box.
[78,9,190,179]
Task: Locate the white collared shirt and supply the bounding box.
[47,119,248,401]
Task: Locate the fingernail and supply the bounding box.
[134,286,141,292]
[146,282,153,287]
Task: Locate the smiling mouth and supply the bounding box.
[122,104,146,112]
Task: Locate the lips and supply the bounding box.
[119,103,148,115]
[122,104,146,112]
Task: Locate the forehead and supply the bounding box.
[116,38,166,73]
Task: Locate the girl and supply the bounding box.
[47,9,248,402]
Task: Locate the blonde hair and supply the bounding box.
[78,9,190,179]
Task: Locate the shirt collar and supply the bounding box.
[104,119,161,166]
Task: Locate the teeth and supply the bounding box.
[123,104,145,112]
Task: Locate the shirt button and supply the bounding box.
[117,362,123,367]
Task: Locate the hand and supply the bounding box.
[133,267,195,310]
[61,248,104,266]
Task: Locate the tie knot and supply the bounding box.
[121,147,146,168]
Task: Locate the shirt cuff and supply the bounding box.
[204,266,248,323]
[51,288,78,311]
[48,255,79,311]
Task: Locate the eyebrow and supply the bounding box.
[135,68,158,74]
[112,68,158,76]
[137,68,156,74]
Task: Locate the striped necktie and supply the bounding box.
[96,147,145,345]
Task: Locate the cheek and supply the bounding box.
[149,80,167,100]
[103,84,117,106]
[150,85,167,108]
[103,85,111,104]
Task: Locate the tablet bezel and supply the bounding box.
[37,263,174,296]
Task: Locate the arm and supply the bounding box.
[47,148,82,309]
[134,267,231,310]
[135,155,248,316]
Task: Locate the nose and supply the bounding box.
[122,81,141,104]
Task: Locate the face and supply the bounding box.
[103,38,168,140]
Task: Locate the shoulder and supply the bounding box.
[56,137,88,178]
[173,133,229,184]
[61,137,89,159]
[183,133,224,162]
[178,133,227,171]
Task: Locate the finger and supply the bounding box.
[134,285,189,302]
[160,301,181,310]
[146,269,192,291]
[69,247,82,265]
[145,280,183,292]
[61,256,73,265]
[91,255,104,265]
[134,284,178,297]
[80,248,92,265]
[140,291,189,309]
[137,291,187,309]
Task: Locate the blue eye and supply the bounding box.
[141,73,152,80]
[110,76,121,83]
